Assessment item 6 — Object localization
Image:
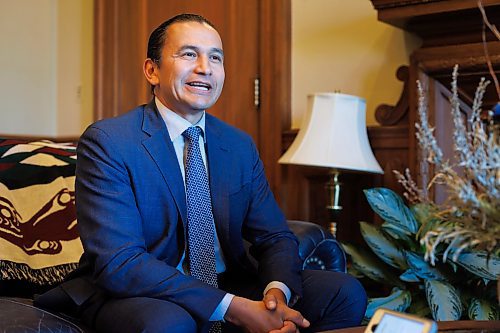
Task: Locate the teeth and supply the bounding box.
[188,82,210,88]
[187,82,210,91]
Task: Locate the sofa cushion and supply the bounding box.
[287,220,346,273]
[0,139,82,297]
[0,298,88,332]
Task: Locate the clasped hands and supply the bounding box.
[225,288,310,333]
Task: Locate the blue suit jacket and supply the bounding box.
[72,100,302,322]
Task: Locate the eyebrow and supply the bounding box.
[179,45,224,57]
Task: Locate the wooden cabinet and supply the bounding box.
[281,0,500,243]
[371,0,500,191]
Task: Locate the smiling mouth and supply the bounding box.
[186,81,212,91]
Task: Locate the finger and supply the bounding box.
[282,309,310,328]
[268,320,296,333]
[263,293,278,310]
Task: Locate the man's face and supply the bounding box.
[152,21,225,118]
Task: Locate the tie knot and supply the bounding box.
[183,126,201,143]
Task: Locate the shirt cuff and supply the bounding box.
[263,281,292,305]
[209,293,235,322]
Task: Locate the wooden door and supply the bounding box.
[94,0,291,196]
[94,0,260,144]
[150,2,260,145]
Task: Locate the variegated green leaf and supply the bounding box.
[454,251,500,281]
[425,280,462,321]
[365,289,411,319]
[381,222,414,243]
[359,221,408,270]
[364,188,419,234]
[342,243,404,288]
[468,298,499,320]
[404,251,450,281]
[400,269,420,282]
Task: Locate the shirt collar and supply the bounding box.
[155,97,206,142]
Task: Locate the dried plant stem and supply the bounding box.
[403,66,499,263]
[478,0,500,100]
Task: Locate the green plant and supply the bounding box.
[413,66,499,261]
[343,188,499,322]
[343,66,500,322]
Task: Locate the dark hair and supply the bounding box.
[147,13,217,94]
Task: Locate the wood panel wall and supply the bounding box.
[92,0,500,245]
[370,0,500,175]
[93,0,291,198]
[277,0,500,244]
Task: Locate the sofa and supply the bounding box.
[0,137,346,332]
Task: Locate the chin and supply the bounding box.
[190,101,217,111]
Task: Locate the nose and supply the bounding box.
[195,55,212,75]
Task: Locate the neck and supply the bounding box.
[155,95,204,124]
[181,112,204,125]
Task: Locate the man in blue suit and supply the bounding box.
[39,14,366,333]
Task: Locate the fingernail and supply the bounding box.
[269,301,276,307]
[303,319,310,326]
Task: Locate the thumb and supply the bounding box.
[263,293,278,310]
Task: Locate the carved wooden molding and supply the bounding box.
[370,0,500,46]
[371,0,500,179]
[371,0,499,10]
[368,126,409,147]
[413,41,500,74]
[412,41,500,109]
[371,0,441,10]
[375,66,410,126]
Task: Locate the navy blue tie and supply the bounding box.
[182,127,221,332]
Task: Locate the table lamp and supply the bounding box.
[279,93,384,236]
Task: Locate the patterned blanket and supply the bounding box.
[0,139,82,290]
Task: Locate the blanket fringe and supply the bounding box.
[0,260,78,285]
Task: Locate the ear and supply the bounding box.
[143,58,160,86]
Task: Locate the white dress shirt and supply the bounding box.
[155,98,291,321]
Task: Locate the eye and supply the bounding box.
[210,54,223,63]
[183,51,197,59]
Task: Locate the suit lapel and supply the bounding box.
[205,116,230,241]
[141,100,187,226]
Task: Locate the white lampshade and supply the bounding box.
[279,93,383,174]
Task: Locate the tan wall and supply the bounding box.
[80,0,94,134]
[292,0,421,128]
[56,0,94,136]
[0,1,416,135]
[0,0,56,135]
[0,0,93,137]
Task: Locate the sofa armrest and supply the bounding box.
[0,297,92,332]
[287,220,346,273]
